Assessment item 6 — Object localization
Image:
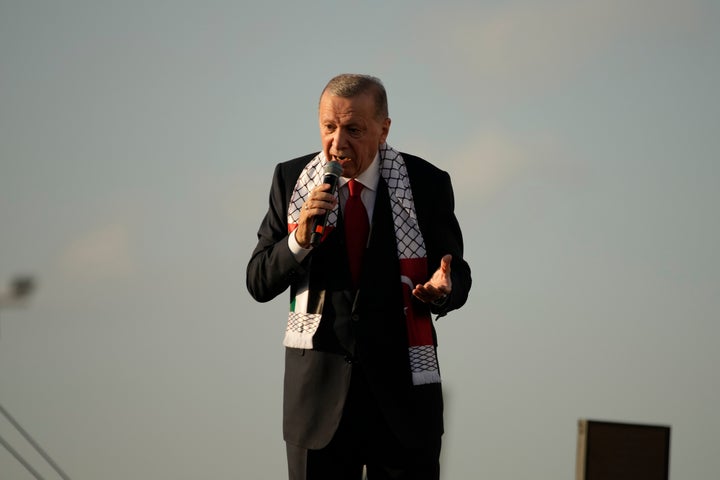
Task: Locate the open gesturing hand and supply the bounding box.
[412,254,452,304]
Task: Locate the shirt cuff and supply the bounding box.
[288,230,312,262]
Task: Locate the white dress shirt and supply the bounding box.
[289,153,380,261]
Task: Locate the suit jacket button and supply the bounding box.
[351,314,360,322]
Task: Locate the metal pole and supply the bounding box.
[0,402,73,480]
[1,277,73,479]
[0,432,47,480]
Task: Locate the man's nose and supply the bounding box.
[332,129,347,149]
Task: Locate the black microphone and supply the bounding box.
[310,161,343,247]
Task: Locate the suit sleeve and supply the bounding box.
[420,169,472,317]
[246,163,308,303]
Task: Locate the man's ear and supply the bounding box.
[379,117,391,144]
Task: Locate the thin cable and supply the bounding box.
[0,402,73,480]
[0,432,47,480]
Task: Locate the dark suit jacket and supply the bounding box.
[247,151,471,450]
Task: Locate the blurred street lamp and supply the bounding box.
[0,275,36,305]
[0,275,73,479]
[0,275,37,338]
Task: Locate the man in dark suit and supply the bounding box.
[247,74,471,480]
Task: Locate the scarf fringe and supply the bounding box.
[283,330,315,350]
[284,310,321,349]
[412,370,442,385]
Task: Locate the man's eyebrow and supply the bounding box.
[341,119,364,127]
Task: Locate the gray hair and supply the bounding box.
[320,74,389,120]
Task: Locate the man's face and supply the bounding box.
[319,91,391,179]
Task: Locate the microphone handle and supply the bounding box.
[310,213,330,246]
[309,173,340,247]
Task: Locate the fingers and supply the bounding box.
[411,284,430,303]
[303,184,337,217]
[413,283,443,298]
[412,283,448,305]
[296,184,338,248]
[411,254,454,304]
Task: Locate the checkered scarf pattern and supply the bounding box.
[284,144,440,385]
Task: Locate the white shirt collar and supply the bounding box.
[340,152,380,191]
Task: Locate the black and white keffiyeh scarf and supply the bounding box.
[284,144,440,385]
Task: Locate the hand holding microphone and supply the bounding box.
[297,161,342,248]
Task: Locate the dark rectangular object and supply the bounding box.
[576,419,671,480]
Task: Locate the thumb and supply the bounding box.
[440,254,452,274]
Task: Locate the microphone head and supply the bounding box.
[324,161,343,177]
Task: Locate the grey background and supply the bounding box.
[1,1,718,478]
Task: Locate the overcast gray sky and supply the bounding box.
[1,1,719,478]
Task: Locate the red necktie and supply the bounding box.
[344,179,369,288]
